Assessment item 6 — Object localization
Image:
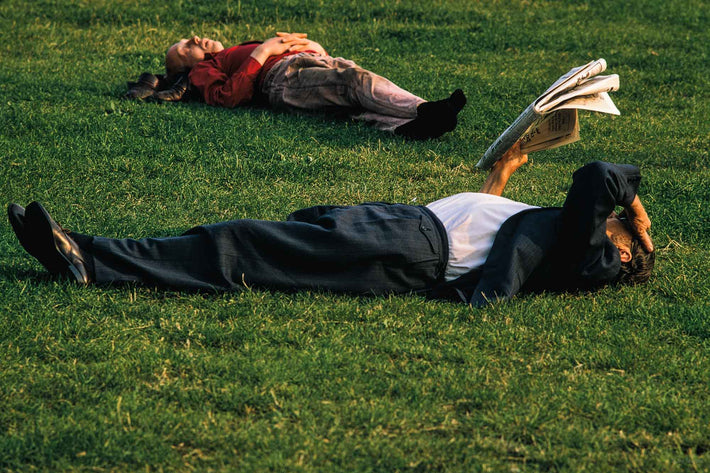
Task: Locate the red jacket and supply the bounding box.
[189,43,301,107]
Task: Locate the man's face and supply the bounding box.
[166,36,224,73]
[606,215,633,262]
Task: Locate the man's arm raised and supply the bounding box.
[479,141,528,196]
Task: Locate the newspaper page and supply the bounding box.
[476,59,619,169]
[519,109,579,153]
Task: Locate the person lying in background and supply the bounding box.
[125,32,466,140]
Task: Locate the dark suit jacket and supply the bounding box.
[428,161,642,306]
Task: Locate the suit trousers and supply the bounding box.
[82,203,448,294]
[261,53,425,132]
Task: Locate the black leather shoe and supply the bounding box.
[149,73,191,102]
[123,72,160,100]
[23,202,91,284]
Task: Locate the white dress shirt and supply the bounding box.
[427,192,538,281]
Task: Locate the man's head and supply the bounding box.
[606,214,655,285]
[165,36,224,77]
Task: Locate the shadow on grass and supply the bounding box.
[103,85,449,150]
[1,266,57,284]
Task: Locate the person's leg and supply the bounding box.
[264,54,423,130]
[263,54,466,137]
[15,202,447,294]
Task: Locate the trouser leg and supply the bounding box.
[76,204,446,294]
[263,54,425,131]
[84,231,225,290]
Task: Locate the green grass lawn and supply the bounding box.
[1,0,708,471]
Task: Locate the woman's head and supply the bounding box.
[165,36,224,77]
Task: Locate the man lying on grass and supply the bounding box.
[7,143,654,306]
[126,32,466,140]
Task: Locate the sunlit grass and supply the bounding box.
[0,0,708,471]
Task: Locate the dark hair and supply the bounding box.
[614,220,655,285]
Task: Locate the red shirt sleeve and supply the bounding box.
[188,44,264,108]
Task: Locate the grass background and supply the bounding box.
[0,0,708,471]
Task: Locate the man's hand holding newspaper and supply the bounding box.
[477,59,620,170]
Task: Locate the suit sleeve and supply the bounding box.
[558,161,642,284]
[189,56,263,107]
[468,209,557,307]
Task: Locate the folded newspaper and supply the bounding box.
[476,58,620,170]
